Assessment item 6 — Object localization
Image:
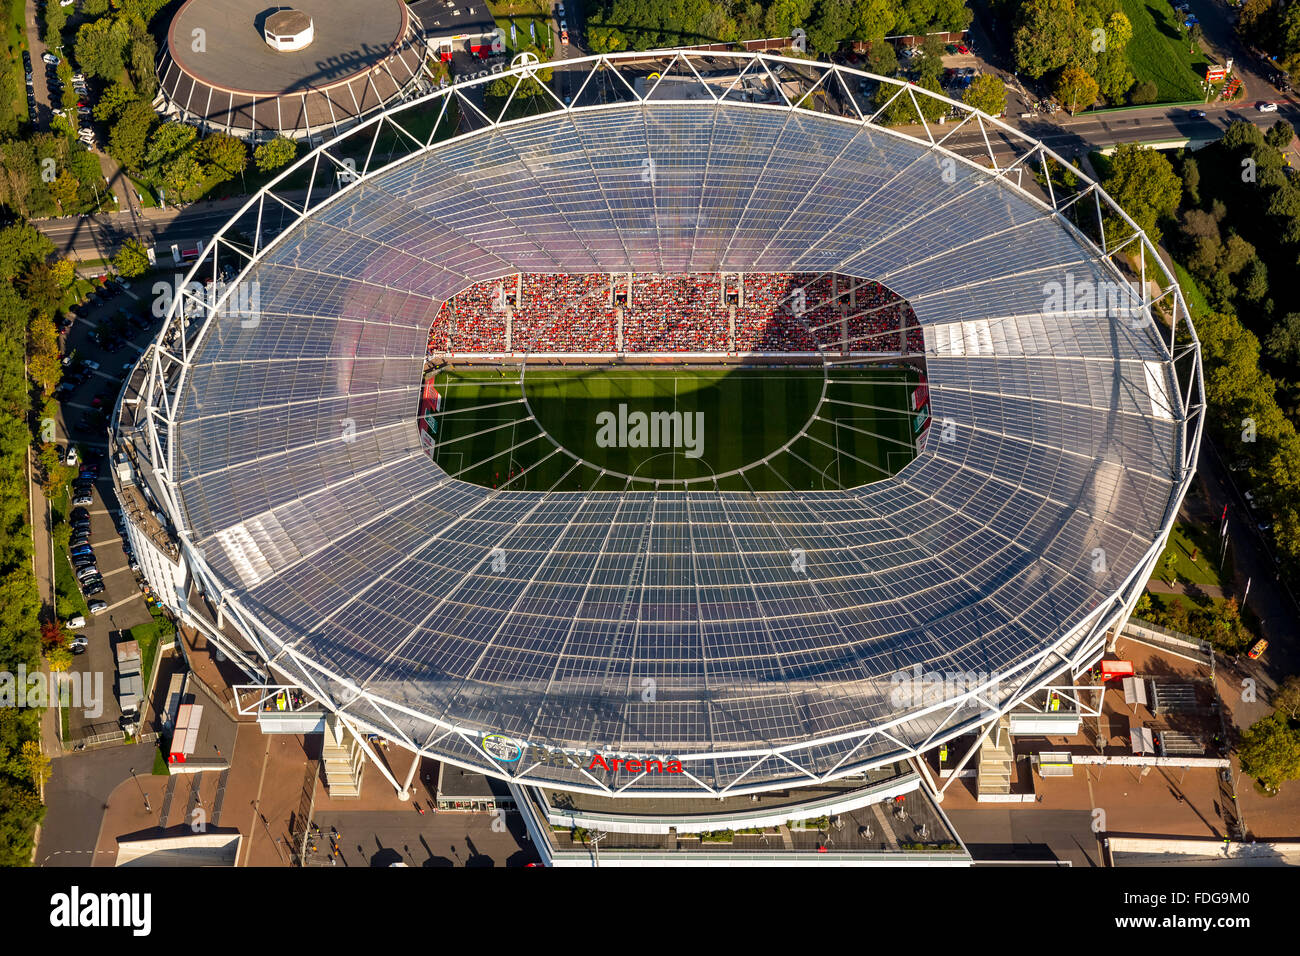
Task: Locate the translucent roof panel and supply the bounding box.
[167,97,1191,788]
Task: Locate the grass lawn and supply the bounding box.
[130,612,174,695]
[129,177,159,208]
[1171,259,1210,318]
[1119,0,1213,102]
[489,1,554,16]
[53,487,89,620]
[430,366,920,491]
[1153,521,1232,589]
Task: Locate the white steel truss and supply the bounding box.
[114,50,1204,798]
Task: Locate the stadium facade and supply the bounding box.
[113,52,1203,807]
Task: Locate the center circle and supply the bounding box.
[520,365,830,488]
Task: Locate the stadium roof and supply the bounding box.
[123,52,1203,797]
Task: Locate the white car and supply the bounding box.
[66,614,86,629]
[64,446,78,467]
[1257,101,1279,112]
[42,53,59,66]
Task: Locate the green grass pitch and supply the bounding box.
[427,365,922,492]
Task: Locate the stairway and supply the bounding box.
[977,716,1014,796]
[320,715,364,798]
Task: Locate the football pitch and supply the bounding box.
[426,365,921,492]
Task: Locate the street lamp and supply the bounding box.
[128,767,151,812]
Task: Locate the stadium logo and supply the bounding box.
[480,734,523,762]
[587,754,684,774]
[595,404,705,459]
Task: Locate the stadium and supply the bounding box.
[113,51,1204,807]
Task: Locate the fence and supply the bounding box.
[1120,619,1215,667]
[66,729,159,752]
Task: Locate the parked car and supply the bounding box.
[70,507,88,522]
[42,53,59,66]
[63,446,78,466]
[88,600,108,614]
[70,635,88,655]
[75,565,100,582]
[73,493,94,506]
[66,614,86,629]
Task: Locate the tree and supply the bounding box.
[108,99,158,174]
[162,153,204,201]
[1275,676,1300,721]
[866,39,897,77]
[126,19,158,99]
[963,74,1006,116]
[254,136,297,174]
[0,780,44,867]
[1104,11,1133,50]
[198,133,248,184]
[1128,80,1157,105]
[94,81,138,124]
[142,122,197,178]
[1102,143,1181,245]
[113,238,150,279]
[0,223,55,283]
[74,18,126,81]
[1182,156,1200,206]
[1265,312,1300,364]
[1238,712,1300,791]
[1266,120,1296,150]
[1013,0,1086,79]
[1055,65,1098,114]
[851,0,896,41]
[764,0,816,36]
[1240,257,1269,304]
[48,170,80,213]
[807,0,855,55]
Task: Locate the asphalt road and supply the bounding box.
[945,808,1103,866]
[36,739,157,867]
[56,277,178,741]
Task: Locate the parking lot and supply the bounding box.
[55,270,183,742]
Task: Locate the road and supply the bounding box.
[37,191,308,263]
[35,739,157,867]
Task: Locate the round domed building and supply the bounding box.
[155,0,433,142]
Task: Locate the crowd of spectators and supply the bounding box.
[514,273,618,351]
[622,273,730,351]
[427,271,920,355]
